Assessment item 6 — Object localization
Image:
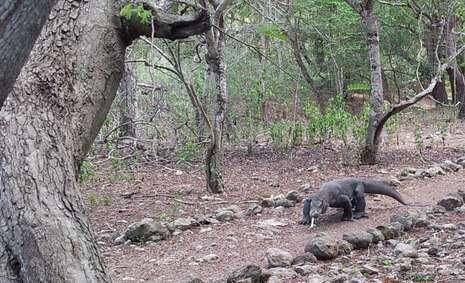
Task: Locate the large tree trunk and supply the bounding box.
[118,64,138,138]
[0,0,57,108]
[0,1,210,281]
[358,2,384,165]
[0,1,125,281]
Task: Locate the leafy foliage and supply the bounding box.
[120,4,152,25]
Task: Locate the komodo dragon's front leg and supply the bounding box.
[335,195,353,221]
[353,183,369,219]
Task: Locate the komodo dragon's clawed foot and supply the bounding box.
[353,212,369,219]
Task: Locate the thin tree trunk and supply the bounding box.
[201,0,232,194]
[359,3,384,164]
[0,0,57,108]
[119,64,138,138]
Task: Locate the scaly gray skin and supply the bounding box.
[299,178,407,225]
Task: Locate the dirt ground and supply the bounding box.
[84,119,465,282]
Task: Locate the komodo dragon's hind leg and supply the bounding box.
[353,183,369,219]
[336,195,353,221]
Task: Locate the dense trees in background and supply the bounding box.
[108,0,465,173]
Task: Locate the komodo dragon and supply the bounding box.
[299,178,407,227]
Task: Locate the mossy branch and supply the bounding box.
[119,2,210,44]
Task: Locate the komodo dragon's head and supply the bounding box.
[308,197,328,218]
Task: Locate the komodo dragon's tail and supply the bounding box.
[362,180,407,205]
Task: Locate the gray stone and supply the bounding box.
[172,217,199,231]
[425,166,446,177]
[273,198,295,208]
[202,254,219,262]
[216,210,235,222]
[395,243,418,258]
[442,160,462,171]
[307,275,330,283]
[367,228,385,244]
[438,194,464,211]
[186,278,205,283]
[376,224,401,240]
[390,212,415,231]
[299,183,312,193]
[304,234,339,260]
[227,265,265,283]
[343,231,373,249]
[291,252,317,266]
[361,264,379,275]
[245,204,263,216]
[286,190,301,202]
[336,240,353,255]
[400,167,417,177]
[123,218,169,243]
[293,264,316,276]
[265,248,293,268]
[263,267,297,279]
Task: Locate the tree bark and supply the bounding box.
[0,0,57,109]
[358,2,385,165]
[0,1,210,281]
[118,64,138,138]
[201,0,232,194]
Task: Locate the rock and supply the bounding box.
[367,228,385,244]
[442,223,457,230]
[336,240,353,255]
[443,160,462,171]
[437,194,464,211]
[307,275,330,283]
[293,264,316,276]
[267,276,283,283]
[216,210,235,222]
[219,205,242,214]
[457,190,465,202]
[245,204,263,216]
[265,248,293,268]
[291,252,317,266]
[361,264,380,275]
[114,234,127,245]
[343,231,373,250]
[286,190,301,202]
[425,166,446,177]
[227,264,265,283]
[273,198,295,208]
[299,183,312,193]
[395,243,418,258]
[376,224,401,240]
[172,217,199,231]
[427,247,439,257]
[390,212,414,231]
[400,167,417,177]
[304,234,339,260]
[261,198,274,208]
[202,254,219,262]
[257,219,288,229]
[186,278,205,283]
[263,267,298,280]
[123,218,169,243]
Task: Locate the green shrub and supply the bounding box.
[176,140,202,162]
[79,161,96,184]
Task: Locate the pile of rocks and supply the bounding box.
[113,204,262,245]
[399,156,465,180]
